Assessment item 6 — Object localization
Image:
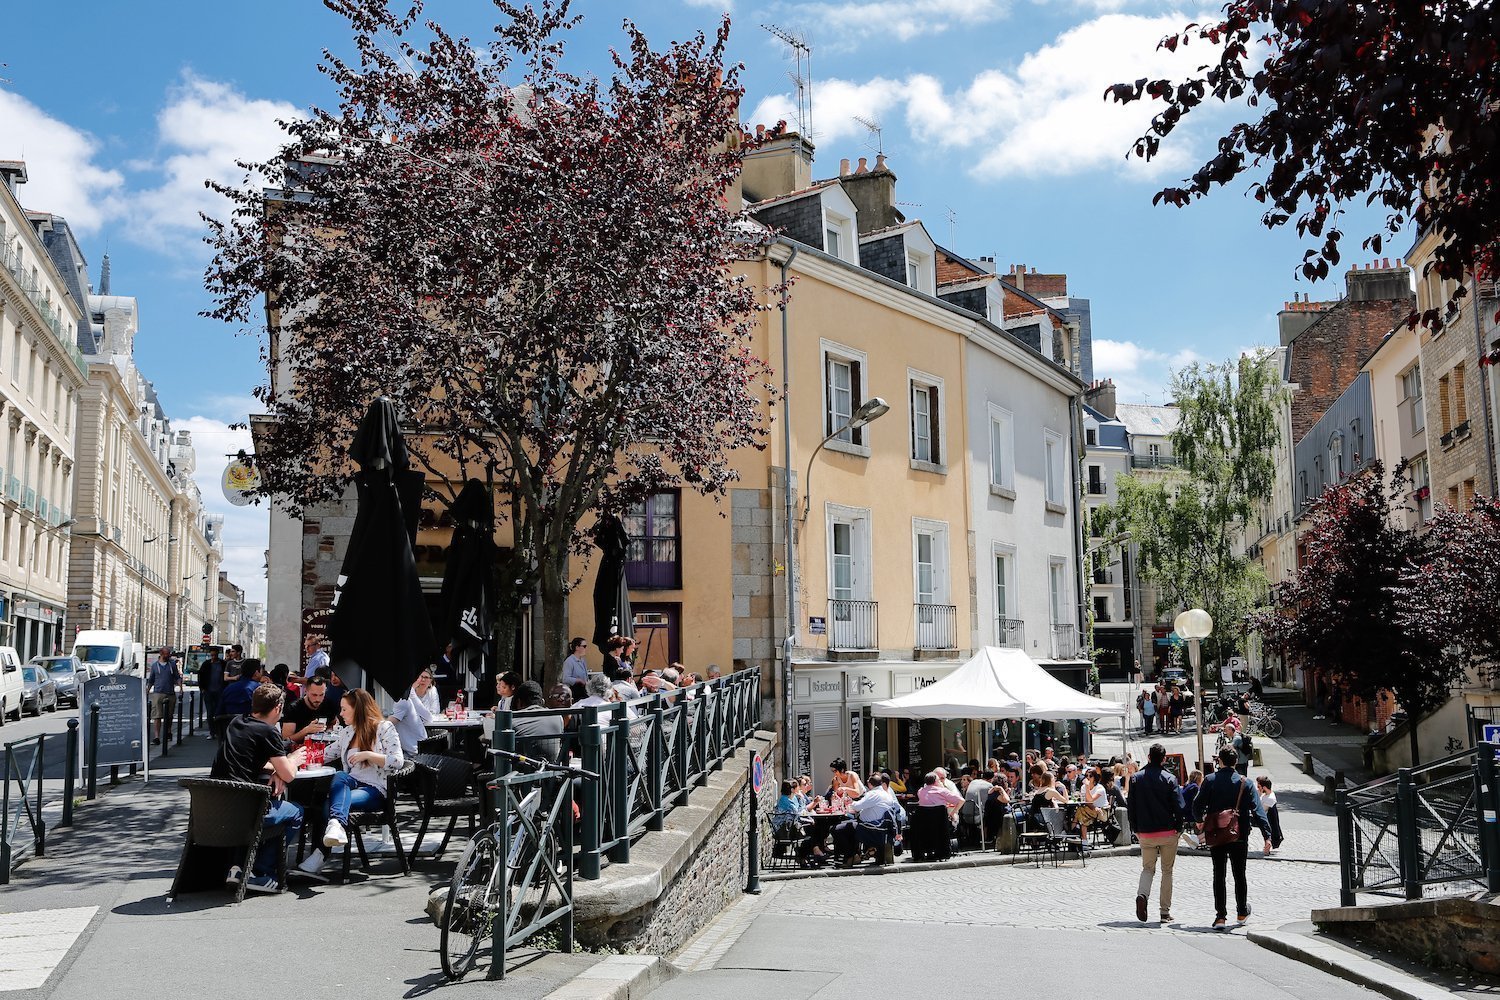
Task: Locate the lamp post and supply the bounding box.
[137,534,175,648]
[21,517,76,660]
[1174,608,1213,768]
[768,238,800,778]
[800,397,892,522]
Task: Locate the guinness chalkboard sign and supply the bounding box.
[82,674,147,773]
[795,713,811,776]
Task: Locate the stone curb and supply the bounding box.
[761,844,1141,881]
[542,954,677,1000]
[1248,925,1457,1000]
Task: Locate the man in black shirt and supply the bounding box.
[281,676,337,742]
[210,683,306,893]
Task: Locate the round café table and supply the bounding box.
[287,765,337,863]
[424,716,486,758]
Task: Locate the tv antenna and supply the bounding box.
[762,24,812,138]
[852,114,883,155]
[944,206,959,243]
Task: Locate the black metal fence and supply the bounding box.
[488,767,575,979]
[1,722,79,883]
[1337,741,1500,904]
[490,669,761,879]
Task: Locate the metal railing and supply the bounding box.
[491,668,761,880]
[2,723,79,883]
[997,618,1024,648]
[1050,624,1079,659]
[828,599,878,650]
[913,603,957,650]
[1337,742,1500,903]
[1130,455,1180,469]
[1087,482,1106,495]
[0,245,91,377]
[484,767,576,980]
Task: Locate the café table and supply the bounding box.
[424,715,488,759]
[287,765,337,863]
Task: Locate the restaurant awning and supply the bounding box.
[870,646,1127,721]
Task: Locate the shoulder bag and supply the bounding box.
[1201,777,1245,848]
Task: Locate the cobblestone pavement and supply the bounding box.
[766,853,1342,933]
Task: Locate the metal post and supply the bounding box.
[580,705,602,879]
[175,691,184,745]
[33,734,45,857]
[1476,741,1500,893]
[711,683,726,769]
[608,709,629,865]
[1190,638,1205,770]
[776,241,800,782]
[562,774,575,954]
[1,752,10,884]
[1396,767,1422,900]
[1336,788,1357,906]
[490,773,511,982]
[1304,751,1315,776]
[745,746,762,895]
[647,694,665,832]
[87,704,100,801]
[695,696,711,787]
[674,697,691,807]
[62,719,77,827]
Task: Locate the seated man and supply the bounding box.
[218,660,268,719]
[832,772,904,865]
[386,668,441,755]
[511,680,565,762]
[210,683,306,892]
[281,675,337,743]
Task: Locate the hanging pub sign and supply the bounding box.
[222,455,261,507]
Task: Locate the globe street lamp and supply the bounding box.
[1174,608,1213,768]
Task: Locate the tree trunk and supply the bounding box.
[1408,709,1422,768]
[539,554,568,690]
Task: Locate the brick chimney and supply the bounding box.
[1345,258,1413,304]
[1085,378,1117,419]
[1002,263,1069,301]
[839,153,904,235]
[741,127,816,204]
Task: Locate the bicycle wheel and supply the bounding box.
[1261,717,1283,738]
[442,830,500,980]
[505,830,558,927]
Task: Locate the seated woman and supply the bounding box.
[772,779,824,866]
[1074,768,1110,839]
[1023,764,1068,830]
[826,758,865,806]
[295,688,404,881]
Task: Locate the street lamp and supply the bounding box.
[138,534,176,648]
[21,517,76,659]
[800,397,891,521]
[1174,607,1213,768]
[769,238,800,780]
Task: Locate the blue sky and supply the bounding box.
[1,0,1403,604]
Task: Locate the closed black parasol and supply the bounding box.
[438,478,496,697]
[327,397,437,698]
[591,513,634,653]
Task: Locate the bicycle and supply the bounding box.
[440,751,599,980]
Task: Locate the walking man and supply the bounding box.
[1127,742,1185,923]
[149,647,182,746]
[201,647,227,740]
[1194,746,1272,928]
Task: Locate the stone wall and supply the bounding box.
[1314,897,1500,976]
[574,732,778,953]
[731,487,778,716]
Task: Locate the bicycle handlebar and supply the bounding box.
[490,747,601,781]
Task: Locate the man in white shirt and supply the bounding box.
[387,668,441,755]
[305,640,329,681]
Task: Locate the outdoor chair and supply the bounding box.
[169,777,283,903]
[340,761,414,881]
[407,753,481,861]
[415,735,452,756]
[1017,811,1058,865]
[856,816,899,866]
[907,804,952,862]
[1042,807,1087,867]
[768,817,805,871]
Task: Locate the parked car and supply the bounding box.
[19,664,58,715]
[34,655,88,707]
[0,646,21,724]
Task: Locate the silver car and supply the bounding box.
[36,655,88,707]
[20,664,58,715]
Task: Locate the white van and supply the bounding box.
[72,630,137,678]
[0,645,23,724]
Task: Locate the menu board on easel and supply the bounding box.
[81,674,147,777]
[1161,752,1188,784]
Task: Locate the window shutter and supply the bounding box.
[825,355,835,437]
[928,388,941,464]
[850,361,863,445]
[1455,363,1468,422]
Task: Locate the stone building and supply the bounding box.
[0,162,91,660]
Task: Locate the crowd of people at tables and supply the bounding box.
[772,742,1286,871]
[197,634,731,894]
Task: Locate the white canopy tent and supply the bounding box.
[871,646,1129,762]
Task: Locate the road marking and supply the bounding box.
[0,906,96,992]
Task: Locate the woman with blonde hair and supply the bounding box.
[294,687,404,882]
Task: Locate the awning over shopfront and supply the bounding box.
[871,646,1126,720]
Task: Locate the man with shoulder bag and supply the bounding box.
[1194,745,1273,929]
[1125,743,1185,923]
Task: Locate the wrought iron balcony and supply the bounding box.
[828,599,878,651]
[997,618,1024,649]
[1050,624,1080,659]
[1130,455,1180,469]
[913,603,957,650]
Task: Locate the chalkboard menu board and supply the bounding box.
[795,713,811,776]
[1160,752,1188,785]
[82,674,146,771]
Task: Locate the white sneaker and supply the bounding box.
[323,819,348,848]
[225,865,243,885]
[291,851,328,883]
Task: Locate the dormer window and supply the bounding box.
[905,249,934,295]
[822,207,855,262]
[825,225,842,258]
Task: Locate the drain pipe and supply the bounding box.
[772,239,800,778]
[1473,285,1498,496]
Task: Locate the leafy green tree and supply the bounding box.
[1097,351,1282,670]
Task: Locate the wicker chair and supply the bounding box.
[340,761,414,881]
[415,736,451,756]
[169,777,283,903]
[407,753,481,861]
[906,804,953,862]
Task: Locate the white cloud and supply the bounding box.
[780,0,1010,43]
[1093,337,1202,403]
[178,415,267,607]
[747,11,1224,181]
[682,0,732,8]
[129,74,302,246]
[0,89,125,233]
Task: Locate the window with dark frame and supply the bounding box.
[825,353,863,444]
[910,381,940,464]
[624,490,681,589]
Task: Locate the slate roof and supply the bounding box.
[1115,403,1180,439]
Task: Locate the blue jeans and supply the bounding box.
[323,771,385,829]
[257,798,303,878]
